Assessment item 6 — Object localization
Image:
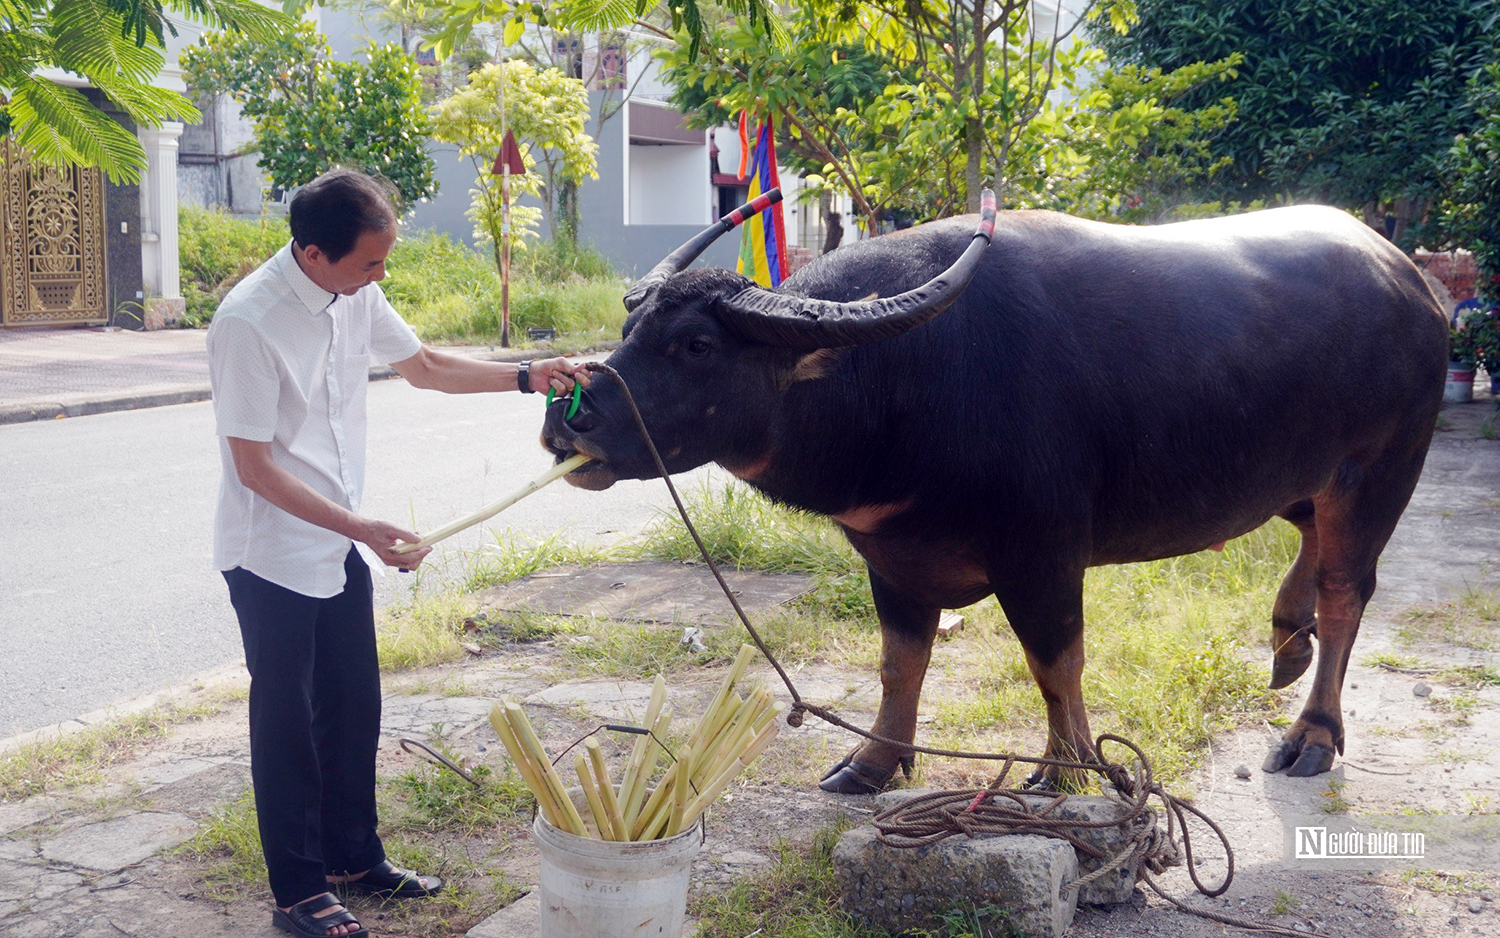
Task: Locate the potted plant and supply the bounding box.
[1449,317,1479,403]
[1456,302,1500,399]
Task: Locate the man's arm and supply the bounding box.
[226,437,432,570]
[389,347,590,394]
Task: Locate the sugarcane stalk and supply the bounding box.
[619,675,667,823]
[488,703,564,827]
[683,719,781,824]
[586,738,629,841]
[624,703,671,828]
[667,742,692,837]
[505,700,587,835]
[392,454,591,553]
[574,753,615,839]
[691,645,755,748]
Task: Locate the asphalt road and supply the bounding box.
[0,377,716,737]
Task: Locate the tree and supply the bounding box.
[0,0,286,183]
[663,3,1236,227]
[1441,64,1500,289]
[428,59,596,260]
[181,21,438,208]
[1094,0,1496,238]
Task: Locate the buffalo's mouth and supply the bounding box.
[544,437,619,491]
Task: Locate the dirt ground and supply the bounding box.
[2,396,1497,938]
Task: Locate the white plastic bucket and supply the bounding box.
[1445,363,1475,403]
[533,797,702,938]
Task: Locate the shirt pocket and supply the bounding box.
[336,347,372,406]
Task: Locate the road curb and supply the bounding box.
[0,342,620,427]
[0,662,249,756]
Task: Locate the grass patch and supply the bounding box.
[1397,587,1500,652]
[176,787,268,901]
[0,702,218,802]
[376,592,480,671]
[461,533,611,593]
[1399,869,1499,896]
[382,743,535,836]
[176,206,625,342]
[1320,776,1352,814]
[633,482,874,619]
[693,820,1020,937]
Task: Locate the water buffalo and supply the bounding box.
[542,197,1449,792]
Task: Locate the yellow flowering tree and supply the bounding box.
[429,60,597,260]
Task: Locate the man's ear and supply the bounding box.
[300,242,325,265]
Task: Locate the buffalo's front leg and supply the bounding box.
[993,565,1095,791]
[819,569,940,794]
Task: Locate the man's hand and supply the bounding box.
[361,520,431,570]
[529,357,593,394]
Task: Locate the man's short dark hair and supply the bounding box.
[289,169,397,262]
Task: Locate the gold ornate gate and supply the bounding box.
[1,143,108,326]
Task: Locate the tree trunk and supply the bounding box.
[557,179,580,248]
[964,117,983,213]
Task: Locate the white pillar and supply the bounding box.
[137,122,184,300]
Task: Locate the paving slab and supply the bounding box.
[38,811,199,871]
[476,562,812,626]
[525,678,657,723]
[0,797,58,836]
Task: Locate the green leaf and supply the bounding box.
[50,0,165,84]
[8,76,147,183]
[503,16,524,45]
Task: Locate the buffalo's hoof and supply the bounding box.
[818,753,912,794]
[1268,650,1314,689]
[1023,772,1058,792]
[1262,740,1336,776]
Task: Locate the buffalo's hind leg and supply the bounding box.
[1264,447,1430,777]
[992,566,1095,792]
[819,569,938,794]
[1270,500,1319,689]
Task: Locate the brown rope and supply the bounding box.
[584,362,1316,936]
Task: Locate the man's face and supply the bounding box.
[302,227,398,296]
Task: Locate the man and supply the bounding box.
[207,168,588,938]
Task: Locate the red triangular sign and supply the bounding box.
[491,129,527,175]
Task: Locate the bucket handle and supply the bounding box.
[549,723,709,843]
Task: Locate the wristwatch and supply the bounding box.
[516,360,535,393]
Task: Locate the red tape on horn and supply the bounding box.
[721,188,783,230]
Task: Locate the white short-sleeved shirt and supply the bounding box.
[207,241,422,598]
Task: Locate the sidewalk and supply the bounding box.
[0,326,557,426]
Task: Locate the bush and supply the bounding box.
[176,206,625,341]
[178,206,287,327]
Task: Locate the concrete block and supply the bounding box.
[876,788,1147,907]
[834,824,1078,938]
[467,890,538,938]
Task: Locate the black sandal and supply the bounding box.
[272,893,367,938]
[341,859,444,899]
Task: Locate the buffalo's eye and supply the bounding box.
[686,336,712,358]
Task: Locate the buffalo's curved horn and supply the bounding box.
[622,189,784,312]
[715,190,998,348]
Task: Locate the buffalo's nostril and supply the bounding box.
[566,408,596,433]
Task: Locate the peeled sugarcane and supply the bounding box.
[487,646,780,841]
[392,454,591,554]
[504,699,588,835]
[573,752,615,839]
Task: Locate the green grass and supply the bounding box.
[633,481,875,619]
[376,592,480,671]
[176,206,625,342]
[692,820,1017,937]
[0,702,218,802]
[382,743,535,836]
[176,787,268,901]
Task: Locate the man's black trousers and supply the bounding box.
[223,547,386,907]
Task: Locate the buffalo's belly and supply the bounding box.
[842,531,995,610]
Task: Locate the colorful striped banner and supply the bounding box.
[736,116,789,287]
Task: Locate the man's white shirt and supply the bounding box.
[207,241,422,597]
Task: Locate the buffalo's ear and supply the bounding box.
[790,348,844,384]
